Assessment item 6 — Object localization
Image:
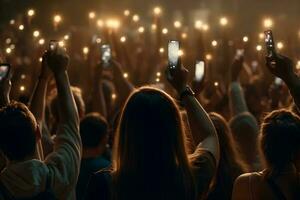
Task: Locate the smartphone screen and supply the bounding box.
[49,40,58,52]
[0,64,10,81]
[264,30,276,57]
[168,40,180,69]
[195,61,205,82]
[101,44,111,66]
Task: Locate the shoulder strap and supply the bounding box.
[0,180,16,200]
[266,178,287,200]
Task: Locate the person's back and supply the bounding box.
[232,110,300,200]
[86,66,220,200]
[76,113,111,200]
[0,50,81,199]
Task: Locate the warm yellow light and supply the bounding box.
[156,78,160,82]
[89,12,96,19]
[123,73,129,79]
[214,82,219,87]
[243,36,249,42]
[120,36,126,43]
[124,10,130,16]
[9,19,15,25]
[132,15,140,22]
[96,38,101,43]
[54,15,62,23]
[206,54,212,61]
[21,74,26,80]
[27,9,35,17]
[138,26,145,33]
[256,45,262,51]
[58,41,65,47]
[64,35,70,40]
[151,24,157,30]
[194,20,203,29]
[259,33,264,40]
[20,86,26,92]
[83,47,89,55]
[153,7,162,16]
[178,49,184,57]
[106,19,120,29]
[112,93,117,100]
[19,24,24,31]
[5,38,11,44]
[156,72,161,77]
[220,17,228,26]
[33,30,40,38]
[38,38,45,45]
[277,42,284,50]
[181,33,187,39]
[263,18,273,28]
[296,61,300,70]
[39,57,43,62]
[97,19,104,28]
[212,40,218,47]
[159,47,164,53]
[9,44,15,50]
[5,48,12,54]
[202,24,209,31]
[174,21,182,29]
[162,28,168,34]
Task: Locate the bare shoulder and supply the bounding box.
[232,172,262,200]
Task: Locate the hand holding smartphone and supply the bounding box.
[101,44,111,67]
[168,40,180,70]
[264,30,276,58]
[49,40,59,52]
[194,61,205,82]
[0,64,10,82]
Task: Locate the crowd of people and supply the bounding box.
[0,5,299,200]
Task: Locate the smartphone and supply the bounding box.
[101,44,111,66]
[168,40,180,69]
[195,61,205,82]
[264,30,276,57]
[0,64,10,81]
[274,77,283,86]
[49,40,58,52]
[235,49,244,59]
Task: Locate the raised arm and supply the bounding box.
[44,48,81,195]
[92,62,107,118]
[266,54,300,109]
[111,60,134,107]
[229,56,249,115]
[166,66,220,162]
[0,71,11,107]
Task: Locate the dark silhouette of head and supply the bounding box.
[80,112,108,151]
[260,109,300,177]
[0,102,37,161]
[112,87,195,200]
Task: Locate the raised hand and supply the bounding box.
[166,66,189,95]
[230,55,244,82]
[265,54,294,82]
[46,48,69,75]
[40,51,52,80]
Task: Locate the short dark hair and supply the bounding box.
[0,102,37,161]
[260,109,300,177]
[80,112,108,148]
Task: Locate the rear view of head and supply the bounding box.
[80,112,108,150]
[113,87,194,199]
[0,102,37,161]
[260,109,300,177]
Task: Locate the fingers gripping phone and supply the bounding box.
[264,30,276,57]
[101,44,111,67]
[195,61,205,82]
[0,64,10,82]
[168,40,180,70]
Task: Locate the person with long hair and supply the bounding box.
[85,66,220,200]
[232,54,300,199]
[207,112,249,200]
